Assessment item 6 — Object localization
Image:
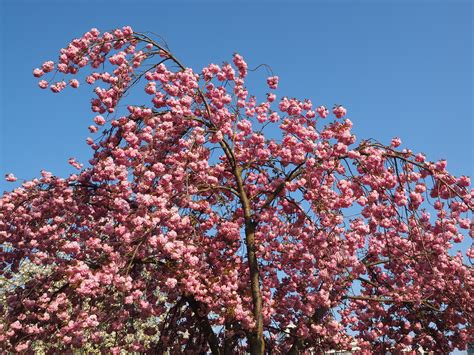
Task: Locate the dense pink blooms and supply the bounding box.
[233,53,248,78]
[165,278,178,289]
[1,26,472,354]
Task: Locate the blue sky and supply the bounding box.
[0,1,472,352]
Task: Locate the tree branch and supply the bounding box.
[184,296,221,355]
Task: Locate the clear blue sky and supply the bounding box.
[0,1,472,353]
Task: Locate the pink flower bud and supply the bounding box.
[5,173,17,182]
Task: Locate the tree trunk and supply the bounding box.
[234,166,265,354]
[245,220,264,355]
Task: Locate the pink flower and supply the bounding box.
[409,191,423,208]
[267,76,279,90]
[269,112,280,122]
[332,105,347,118]
[165,278,177,289]
[391,137,402,147]
[88,125,98,133]
[94,115,106,126]
[233,53,248,78]
[40,170,53,179]
[62,241,81,254]
[122,26,133,36]
[316,105,328,118]
[86,75,96,84]
[144,82,156,95]
[415,153,425,162]
[41,61,55,73]
[38,80,49,89]
[306,110,316,118]
[69,79,80,88]
[11,320,22,330]
[15,342,29,352]
[57,63,68,73]
[50,81,67,93]
[267,93,276,102]
[5,173,17,182]
[33,68,44,78]
[68,158,83,170]
[456,175,470,187]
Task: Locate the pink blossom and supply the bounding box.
[94,115,106,126]
[41,61,55,72]
[38,80,49,89]
[165,278,178,289]
[68,158,83,170]
[267,76,279,89]
[69,79,80,88]
[316,105,329,118]
[33,68,44,77]
[233,53,248,78]
[332,105,347,118]
[391,137,402,147]
[5,173,17,182]
[50,81,67,93]
[457,175,470,187]
[15,342,29,352]
[11,320,22,330]
[267,93,276,102]
[415,153,426,162]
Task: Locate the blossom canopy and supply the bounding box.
[0,26,473,354]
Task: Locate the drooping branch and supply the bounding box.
[184,296,221,355]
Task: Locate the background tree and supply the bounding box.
[1,27,472,354]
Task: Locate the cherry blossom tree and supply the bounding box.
[1,26,473,354]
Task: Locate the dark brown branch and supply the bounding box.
[233,165,265,354]
[260,162,304,211]
[184,296,221,355]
